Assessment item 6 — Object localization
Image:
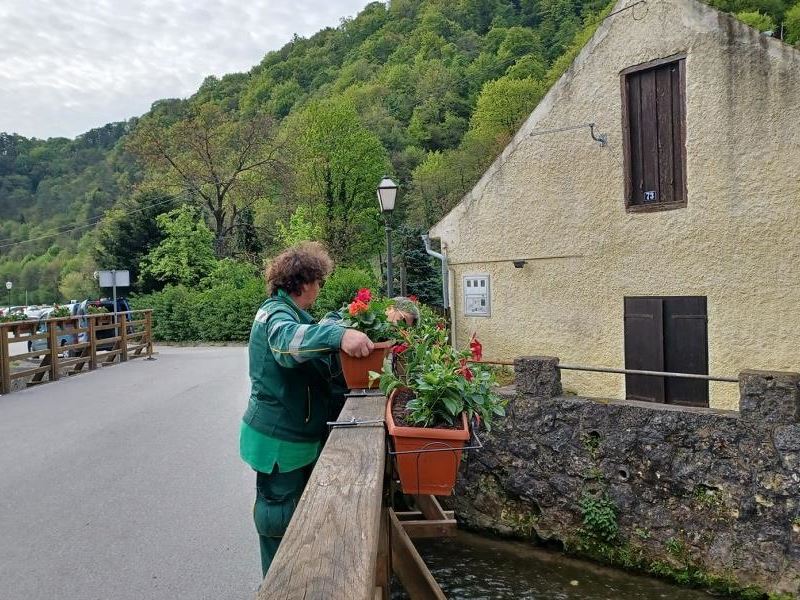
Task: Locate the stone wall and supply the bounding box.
[447,357,799,596]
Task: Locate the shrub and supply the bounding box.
[735,10,776,32]
[311,266,378,319]
[786,2,800,45]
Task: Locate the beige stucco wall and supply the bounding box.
[430,0,800,410]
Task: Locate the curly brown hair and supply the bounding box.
[266,242,334,296]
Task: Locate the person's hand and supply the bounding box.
[341,329,374,357]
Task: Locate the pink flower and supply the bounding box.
[355,288,372,303]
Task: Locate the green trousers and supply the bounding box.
[253,464,314,578]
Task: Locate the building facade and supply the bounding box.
[429,0,800,410]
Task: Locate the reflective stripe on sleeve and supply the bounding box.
[288,324,311,363]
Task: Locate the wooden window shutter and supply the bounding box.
[621,56,686,211]
[623,297,665,403]
[663,297,708,407]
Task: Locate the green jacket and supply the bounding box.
[242,290,345,442]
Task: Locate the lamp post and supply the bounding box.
[376,177,398,297]
[5,281,11,310]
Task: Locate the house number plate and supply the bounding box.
[644,190,657,202]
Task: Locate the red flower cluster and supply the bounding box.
[348,300,368,316]
[392,342,409,355]
[355,288,372,303]
[456,357,474,382]
[469,332,483,362]
[407,295,418,303]
[435,322,445,331]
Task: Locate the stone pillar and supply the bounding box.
[739,370,800,424]
[514,356,562,398]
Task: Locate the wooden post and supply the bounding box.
[48,320,59,381]
[88,316,97,371]
[374,508,391,600]
[119,312,128,362]
[0,325,10,394]
[145,310,153,359]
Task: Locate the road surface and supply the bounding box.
[0,346,262,599]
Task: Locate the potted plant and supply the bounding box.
[337,288,396,389]
[374,318,506,496]
[87,304,111,325]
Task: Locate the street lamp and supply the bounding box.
[5,281,12,310]
[377,177,398,297]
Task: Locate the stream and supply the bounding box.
[391,530,712,599]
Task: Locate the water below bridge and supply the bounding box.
[393,530,710,599]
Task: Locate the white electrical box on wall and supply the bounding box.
[463,274,490,317]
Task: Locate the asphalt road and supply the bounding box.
[0,346,262,600]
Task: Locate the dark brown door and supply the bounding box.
[624,296,708,407]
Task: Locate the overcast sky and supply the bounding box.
[0,0,372,140]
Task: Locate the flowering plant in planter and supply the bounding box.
[336,288,398,389]
[372,313,506,495]
[337,288,395,342]
[50,305,71,318]
[86,305,109,315]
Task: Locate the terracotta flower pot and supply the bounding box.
[340,340,393,389]
[386,389,470,496]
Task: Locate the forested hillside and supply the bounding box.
[0,0,797,308]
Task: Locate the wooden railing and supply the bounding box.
[0,309,153,394]
[260,393,450,599]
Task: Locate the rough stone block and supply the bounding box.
[739,370,800,424]
[514,356,562,398]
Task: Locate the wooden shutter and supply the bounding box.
[663,297,708,407]
[622,57,686,210]
[623,297,665,403]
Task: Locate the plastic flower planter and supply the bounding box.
[386,388,470,496]
[339,340,394,389]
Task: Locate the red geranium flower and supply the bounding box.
[355,288,372,303]
[348,300,368,316]
[392,342,409,355]
[435,322,445,331]
[407,295,418,303]
[469,332,483,362]
[456,358,474,382]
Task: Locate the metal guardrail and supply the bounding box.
[470,359,738,383]
[0,309,153,394]
[557,363,738,383]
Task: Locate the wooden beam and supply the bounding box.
[400,519,457,539]
[414,495,448,521]
[259,396,386,600]
[394,511,455,521]
[389,509,447,600]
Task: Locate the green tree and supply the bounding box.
[470,76,547,139]
[275,206,323,248]
[59,271,99,301]
[126,103,284,255]
[283,99,390,262]
[139,205,218,289]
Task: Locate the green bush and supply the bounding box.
[786,2,800,45]
[311,266,378,319]
[131,259,267,342]
[735,10,776,32]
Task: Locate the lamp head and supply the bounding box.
[376,177,398,213]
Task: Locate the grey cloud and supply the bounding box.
[0,0,373,139]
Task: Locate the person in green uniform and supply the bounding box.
[239,242,373,578]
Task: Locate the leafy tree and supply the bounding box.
[470,76,547,138]
[59,271,99,301]
[283,99,390,262]
[126,102,284,255]
[275,206,323,248]
[138,205,218,289]
[93,189,177,291]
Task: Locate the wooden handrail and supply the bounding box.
[0,309,153,394]
[259,396,386,599]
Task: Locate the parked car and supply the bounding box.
[28,309,79,355]
[76,298,133,351]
